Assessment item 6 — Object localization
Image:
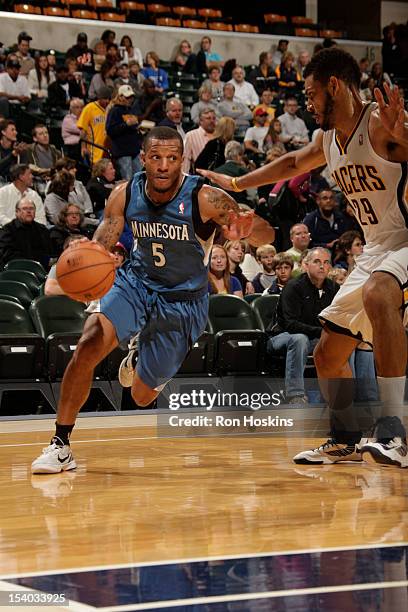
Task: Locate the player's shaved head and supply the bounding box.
[143,127,184,154]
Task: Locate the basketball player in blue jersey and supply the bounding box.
[31,127,274,474]
[198,48,408,468]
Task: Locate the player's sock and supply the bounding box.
[52,423,75,447]
[327,378,362,444]
[377,376,406,440]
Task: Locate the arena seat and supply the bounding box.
[4,259,47,282]
[320,29,343,38]
[291,16,313,25]
[198,7,222,19]
[71,8,98,19]
[99,11,126,21]
[244,293,262,305]
[264,13,287,24]
[177,331,215,376]
[120,0,145,10]
[173,5,196,17]
[0,281,34,309]
[182,19,206,29]
[43,6,70,16]
[234,24,259,33]
[208,295,265,375]
[155,16,181,26]
[0,270,41,298]
[0,294,22,306]
[295,28,316,37]
[14,4,42,15]
[88,0,114,7]
[251,294,279,331]
[208,22,233,32]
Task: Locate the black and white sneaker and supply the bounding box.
[360,416,408,468]
[31,438,76,474]
[118,334,138,388]
[293,438,362,465]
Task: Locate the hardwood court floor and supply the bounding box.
[0,415,407,579]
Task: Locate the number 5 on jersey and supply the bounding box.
[152,242,166,267]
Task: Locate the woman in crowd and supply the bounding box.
[225,240,254,295]
[49,203,95,256]
[174,40,197,74]
[263,119,286,155]
[44,169,75,224]
[190,83,220,125]
[208,244,243,297]
[120,35,143,68]
[88,61,116,100]
[333,230,364,272]
[106,86,142,180]
[203,66,224,102]
[86,158,116,219]
[61,98,84,161]
[195,117,235,171]
[275,52,302,90]
[52,157,93,217]
[141,51,169,93]
[27,54,55,100]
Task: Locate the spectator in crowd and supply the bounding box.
[253,89,276,125]
[262,118,286,155]
[111,241,128,269]
[49,203,94,256]
[114,63,142,99]
[328,267,348,286]
[86,158,116,219]
[333,230,364,271]
[0,164,46,227]
[297,50,310,77]
[93,40,107,73]
[225,239,254,295]
[14,31,35,77]
[141,52,169,93]
[66,58,87,100]
[45,235,82,296]
[119,35,143,68]
[264,252,294,295]
[195,117,235,172]
[182,108,216,174]
[248,52,277,96]
[285,223,311,270]
[228,66,259,109]
[272,40,289,69]
[213,140,255,205]
[77,86,111,165]
[129,60,145,89]
[359,57,370,83]
[27,54,55,100]
[244,108,269,159]
[360,76,376,102]
[135,78,165,125]
[174,40,198,74]
[88,62,116,101]
[0,57,30,117]
[198,36,223,72]
[370,61,392,91]
[203,66,224,102]
[303,188,350,250]
[381,24,400,77]
[267,247,338,403]
[208,244,242,296]
[276,52,302,90]
[190,83,220,125]
[101,30,116,46]
[44,169,74,224]
[52,157,93,216]
[22,124,61,177]
[220,58,236,83]
[47,65,82,110]
[252,244,277,292]
[0,119,27,183]
[278,96,309,149]
[217,83,252,137]
[106,43,121,66]
[61,98,84,161]
[66,32,95,75]
[0,196,53,267]
[106,84,142,180]
[158,97,185,139]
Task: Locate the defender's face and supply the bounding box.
[142,139,183,193]
[305,75,335,131]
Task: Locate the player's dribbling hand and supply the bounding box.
[222,210,254,240]
[374,82,406,143]
[196,169,236,191]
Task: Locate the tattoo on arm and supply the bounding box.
[206,189,240,223]
[94,216,123,250]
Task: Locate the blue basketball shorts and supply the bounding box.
[99,269,209,390]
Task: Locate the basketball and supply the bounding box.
[56,241,115,302]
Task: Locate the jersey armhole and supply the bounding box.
[124,180,132,219]
[192,177,217,240]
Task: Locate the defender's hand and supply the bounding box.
[222,210,254,240]
[374,82,406,142]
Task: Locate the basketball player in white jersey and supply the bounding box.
[198,48,408,468]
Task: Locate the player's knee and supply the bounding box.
[363,274,400,317]
[131,386,157,407]
[73,319,104,368]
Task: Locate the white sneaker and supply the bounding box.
[118,335,138,388]
[31,440,77,474]
[293,438,363,464]
[31,472,77,500]
[361,438,408,468]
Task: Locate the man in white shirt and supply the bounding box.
[0,164,46,227]
[0,57,30,117]
[182,109,216,174]
[228,66,259,109]
[244,108,269,154]
[278,96,310,149]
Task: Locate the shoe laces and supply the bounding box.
[320,438,337,451]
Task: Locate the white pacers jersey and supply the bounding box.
[322,102,408,256]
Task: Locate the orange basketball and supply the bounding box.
[56,241,115,302]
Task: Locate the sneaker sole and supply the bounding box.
[31,459,77,475]
[362,448,407,468]
[293,456,362,465]
[118,355,134,388]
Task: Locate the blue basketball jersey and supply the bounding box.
[126,172,216,293]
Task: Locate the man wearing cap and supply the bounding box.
[66,33,94,74]
[15,32,35,77]
[47,65,83,110]
[106,84,142,180]
[243,108,269,155]
[77,86,111,165]
[0,57,30,117]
